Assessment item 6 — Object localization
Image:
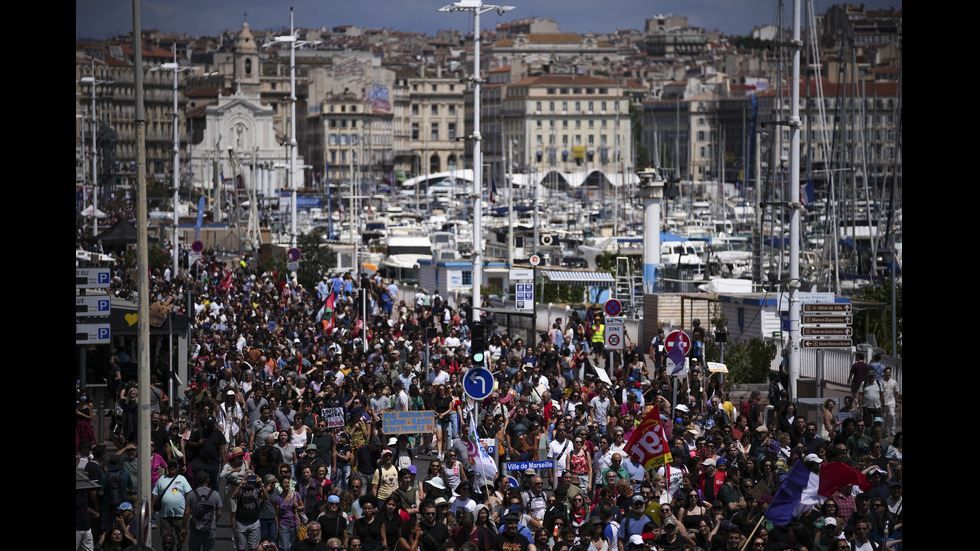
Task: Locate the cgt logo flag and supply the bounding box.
[624,407,672,470]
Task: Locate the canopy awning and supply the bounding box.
[542,270,615,286]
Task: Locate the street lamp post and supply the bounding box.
[439,0,514,322]
[79,60,114,237]
[151,44,199,278]
[273,8,321,248]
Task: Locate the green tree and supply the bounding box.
[853,281,902,355]
[122,241,171,272]
[295,232,338,292]
[707,337,777,384]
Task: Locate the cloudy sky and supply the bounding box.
[77,0,901,41]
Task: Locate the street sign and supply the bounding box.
[801,326,853,337]
[801,339,853,349]
[463,367,494,400]
[76,295,111,317]
[505,460,554,471]
[529,254,541,266]
[605,317,625,324]
[510,269,533,280]
[605,323,624,350]
[664,330,691,355]
[516,282,534,310]
[76,323,110,345]
[802,314,853,325]
[191,240,204,253]
[76,268,111,289]
[604,298,622,317]
[287,248,301,262]
[803,303,851,313]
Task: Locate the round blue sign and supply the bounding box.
[463,367,494,400]
[604,298,622,317]
[287,248,301,262]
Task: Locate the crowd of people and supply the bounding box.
[76,251,902,551]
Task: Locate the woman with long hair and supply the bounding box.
[677,489,709,534]
[566,434,592,493]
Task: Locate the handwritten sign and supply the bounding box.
[322,408,346,429]
[382,411,435,435]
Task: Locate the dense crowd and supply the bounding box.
[76,251,902,551]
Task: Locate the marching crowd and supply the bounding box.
[76,250,902,551]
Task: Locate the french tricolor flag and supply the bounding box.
[766,461,872,525]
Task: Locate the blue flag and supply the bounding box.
[668,332,686,375]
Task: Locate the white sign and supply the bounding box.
[76,295,111,317]
[605,323,624,350]
[529,254,541,266]
[594,367,612,384]
[510,269,534,280]
[76,268,111,289]
[516,282,534,310]
[76,323,111,345]
[706,362,729,373]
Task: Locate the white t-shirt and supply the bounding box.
[430,370,450,386]
[548,438,573,476]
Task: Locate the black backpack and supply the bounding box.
[191,487,217,531]
[106,471,126,509]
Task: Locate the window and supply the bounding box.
[575,102,581,112]
[449,105,456,115]
[461,270,472,285]
[448,122,456,140]
[549,102,555,112]
[431,123,439,141]
[562,101,568,112]
[411,123,419,140]
[588,101,594,112]
[563,120,568,128]
[536,101,542,112]
[536,135,543,145]
[412,105,419,115]
[432,105,438,115]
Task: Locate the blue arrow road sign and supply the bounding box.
[463,367,494,400]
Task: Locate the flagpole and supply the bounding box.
[738,516,767,551]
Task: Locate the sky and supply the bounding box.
[76,0,902,41]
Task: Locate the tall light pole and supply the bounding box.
[439,0,514,321]
[79,60,113,237]
[272,8,321,247]
[275,8,300,247]
[788,0,802,401]
[152,44,198,277]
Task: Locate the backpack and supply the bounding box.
[740,400,752,419]
[106,471,126,509]
[191,487,217,531]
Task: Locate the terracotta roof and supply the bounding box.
[509,74,618,87]
[756,77,899,98]
[187,87,220,98]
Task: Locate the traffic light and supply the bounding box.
[470,320,486,365]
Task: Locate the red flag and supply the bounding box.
[625,407,672,469]
[220,269,233,291]
[817,462,873,497]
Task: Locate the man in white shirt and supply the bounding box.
[395,382,410,412]
[880,367,901,437]
[547,423,573,487]
[590,386,612,434]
